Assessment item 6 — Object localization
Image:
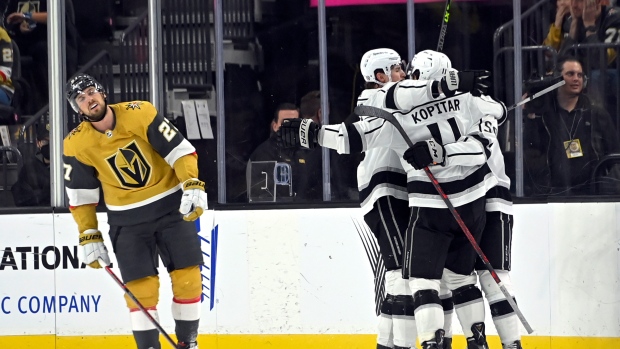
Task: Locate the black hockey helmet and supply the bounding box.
[66,74,106,114]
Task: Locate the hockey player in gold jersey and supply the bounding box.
[63,74,207,349]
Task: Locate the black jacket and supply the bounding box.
[523,93,620,196]
[11,153,50,206]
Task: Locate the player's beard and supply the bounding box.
[84,100,107,122]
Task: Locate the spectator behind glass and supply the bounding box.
[299,90,358,201]
[11,120,50,206]
[543,0,571,52]
[0,25,14,106]
[5,0,79,109]
[523,56,620,196]
[247,103,323,202]
[555,0,620,67]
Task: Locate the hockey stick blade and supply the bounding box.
[352,104,534,334]
[98,258,178,348]
[507,80,565,111]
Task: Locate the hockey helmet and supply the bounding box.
[408,50,452,81]
[66,74,106,114]
[360,48,402,85]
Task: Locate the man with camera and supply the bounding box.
[523,56,620,196]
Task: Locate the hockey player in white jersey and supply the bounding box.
[407,50,523,349]
[356,48,416,349]
[407,49,456,349]
[278,58,504,349]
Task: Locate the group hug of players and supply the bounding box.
[277,48,523,349]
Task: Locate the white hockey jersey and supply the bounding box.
[356,89,408,215]
[436,114,513,214]
[319,79,506,209]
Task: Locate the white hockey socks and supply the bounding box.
[388,270,417,348]
[439,284,454,339]
[478,270,521,345]
[442,269,484,339]
[377,294,395,348]
[409,278,443,344]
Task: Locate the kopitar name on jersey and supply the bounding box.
[409,97,461,124]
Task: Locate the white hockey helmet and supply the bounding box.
[360,48,402,85]
[408,50,452,80]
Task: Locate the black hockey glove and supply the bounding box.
[403,139,445,170]
[441,69,490,97]
[459,70,490,96]
[277,118,319,149]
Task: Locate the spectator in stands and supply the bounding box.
[523,56,620,196]
[543,0,571,51]
[247,103,323,202]
[555,0,620,66]
[0,26,13,106]
[5,0,79,109]
[11,120,50,206]
[300,90,323,125]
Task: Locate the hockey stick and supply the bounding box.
[98,258,178,348]
[436,0,452,52]
[353,105,535,334]
[507,80,565,111]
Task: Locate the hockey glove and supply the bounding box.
[458,70,490,97]
[277,118,319,149]
[403,139,445,170]
[180,178,208,221]
[79,229,111,269]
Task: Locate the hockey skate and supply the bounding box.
[503,340,523,349]
[465,322,489,349]
[442,337,452,349]
[421,329,445,349]
[177,342,198,349]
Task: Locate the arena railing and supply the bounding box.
[493,0,553,103]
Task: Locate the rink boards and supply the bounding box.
[0,204,619,349]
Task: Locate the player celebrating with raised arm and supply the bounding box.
[408,51,523,349]
[63,74,207,349]
[278,57,504,349]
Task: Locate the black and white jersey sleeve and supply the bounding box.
[145,110,196,167]
[63,154,101,207]
[355,89,408,215]
[319,80,439,156]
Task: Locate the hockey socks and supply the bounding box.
[377,294,395,348]
[130,307,161,349]
[172,297,201,346]
[392,294,416,348]
[410,278,443,344]
[439,285,454,347]
[452,284,485,339]
[478,270,521,345]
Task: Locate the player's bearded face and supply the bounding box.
[76,87,107,121]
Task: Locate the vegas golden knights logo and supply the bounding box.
[106,141,152,188]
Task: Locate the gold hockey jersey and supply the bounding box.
[63,101,197,226]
